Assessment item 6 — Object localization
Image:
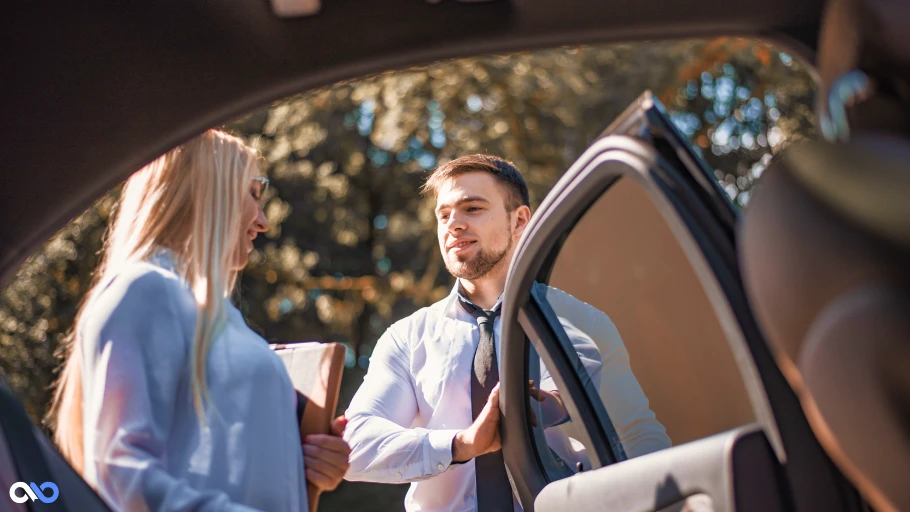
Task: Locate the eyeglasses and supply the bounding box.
[252,176,270,208]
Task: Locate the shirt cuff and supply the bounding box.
[426,429,460,474]
[449,435,466,466]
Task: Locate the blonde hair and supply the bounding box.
[48,129,258,474]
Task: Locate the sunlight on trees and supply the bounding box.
[1,38,813,444]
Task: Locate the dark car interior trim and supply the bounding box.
[0,381,112,511]
[2,0,823,288]
[0,384,69,512]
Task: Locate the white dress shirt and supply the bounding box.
[79,251,308,512]
[344,281,669,512]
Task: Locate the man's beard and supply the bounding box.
[444,228,513,280]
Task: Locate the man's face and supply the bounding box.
[435,172,517,281]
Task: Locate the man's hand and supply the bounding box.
[303,415,351,492]
[527,380,568,428]
[453,383,501,462]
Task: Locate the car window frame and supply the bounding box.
[519,280,628,479]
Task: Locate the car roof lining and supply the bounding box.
[2,0,823,286]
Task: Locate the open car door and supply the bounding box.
[499,92,865,512]
[0,380,111,512]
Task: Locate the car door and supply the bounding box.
[0,378,111,512]
[498,92,865,512]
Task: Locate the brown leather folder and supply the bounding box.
[272,342,346,512]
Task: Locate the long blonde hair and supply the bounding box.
[48,129,258,474]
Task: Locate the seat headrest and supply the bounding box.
[740,140,910,511]
[816,0,910,139]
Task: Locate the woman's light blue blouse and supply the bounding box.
[79,251,307,512]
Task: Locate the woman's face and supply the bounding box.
[232,174,270,270]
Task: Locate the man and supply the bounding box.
[343,155,669,511]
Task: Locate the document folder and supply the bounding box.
[272,342,346,512]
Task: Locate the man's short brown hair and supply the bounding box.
[421,154,530,211]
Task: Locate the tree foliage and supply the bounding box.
[1,37,813,511]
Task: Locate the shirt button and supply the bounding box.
[396,472,402,480]
[437,463,445,471]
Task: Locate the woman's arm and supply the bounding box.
[82,269,258,512]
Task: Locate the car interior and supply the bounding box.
[3,0,908,511]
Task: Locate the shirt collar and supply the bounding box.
[450,279,504,315]
[146,246,242,319]
[148,246,180,274]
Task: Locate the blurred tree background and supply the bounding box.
[0,38,813,511]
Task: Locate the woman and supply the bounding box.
[48,129,349,511]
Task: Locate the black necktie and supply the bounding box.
[459,298,514,512]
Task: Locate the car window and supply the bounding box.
[1,38,812,511]
[526,175,756,482]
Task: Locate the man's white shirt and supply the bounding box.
[343,281,670,512]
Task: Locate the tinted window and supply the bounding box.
[527,176,755,481]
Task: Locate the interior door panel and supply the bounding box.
[534,426,785,512]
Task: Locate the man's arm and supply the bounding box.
[577,313,671,457]
[536,318,668,468]
[535,318,602,429]
[541,284,672,458]
[343,326,460,484]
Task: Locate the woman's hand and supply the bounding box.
[302,415,351,492]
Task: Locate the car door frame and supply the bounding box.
[1,379,112,512]
[498,93,863,512]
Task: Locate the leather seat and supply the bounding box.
[740,139,910,511]
[740,0,910,508]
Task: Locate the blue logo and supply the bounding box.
[9,482,59,504]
